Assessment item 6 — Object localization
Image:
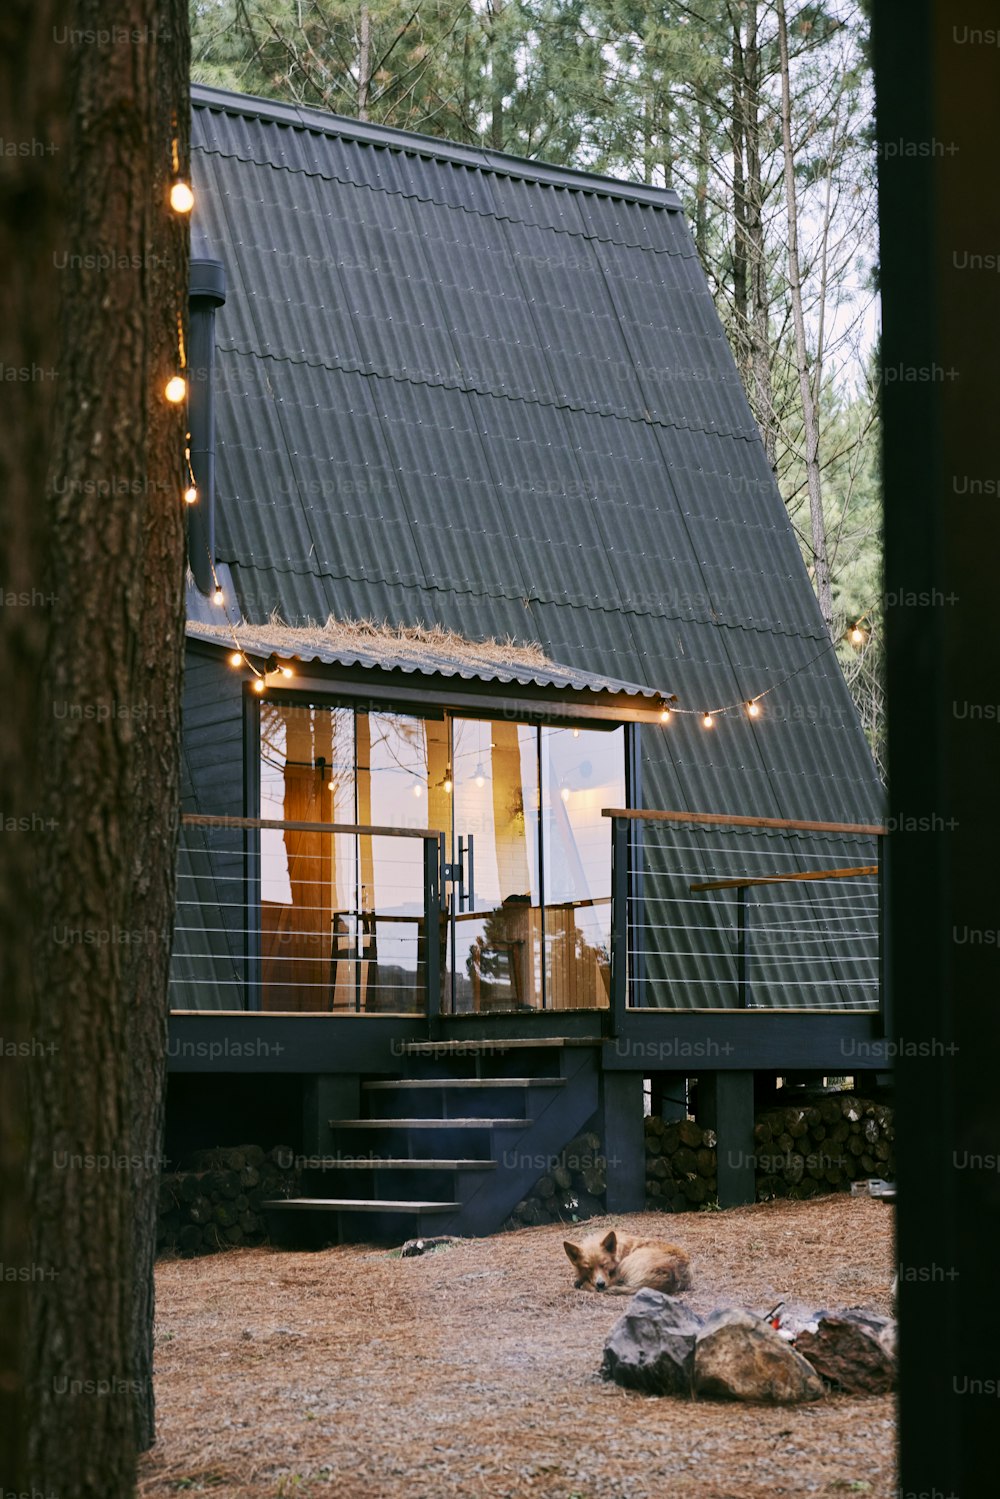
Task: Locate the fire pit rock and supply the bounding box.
[601,1289,702,1395]
[794,1309,897,1394]
[693,1308,826,1404]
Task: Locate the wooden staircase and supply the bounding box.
[263,1037,601,1247]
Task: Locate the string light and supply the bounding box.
[473,764,486,788]
[165,375,187,404]
[170,180,194,214]
[560,785,571,802]
[252,678,265,694]
[213,586,224,606]
[660,705,672,724]
[746,700,760,718]
[702,713,714,729]
[184,483,198,505]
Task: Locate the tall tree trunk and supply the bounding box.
[730,20,749,383]
[743,1,775,468]
[358,4,371,120]
[0,3,71,1491]
[488,0,506,150]
[695,97,710,267]
[126,0,190,1454]
[776,0,832,632]
[26,2,189,1493]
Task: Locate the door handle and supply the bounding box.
[444,834,476,912]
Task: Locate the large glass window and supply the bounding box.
[257,701,625,1013]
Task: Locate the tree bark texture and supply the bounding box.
[26,2,189,1493]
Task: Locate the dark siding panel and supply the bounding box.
[174,646,247,1011]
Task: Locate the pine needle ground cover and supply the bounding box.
[139,1197,896,1499]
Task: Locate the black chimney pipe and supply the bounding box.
[187,246,227,596]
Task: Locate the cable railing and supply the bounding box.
[171,808,885,1025]
[605,808,885,1028]
[169,814,441,1015]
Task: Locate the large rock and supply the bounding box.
[795,1310,897,1394]
[602,1289,702,1396]
[694,1308,825,1404]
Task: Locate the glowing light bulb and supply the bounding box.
[572,728,580,739]
[170,180,195,214]
[183,483,198,505]
[702,713,714,729]
[660,707,672,724]
[228,652,243,668]
[252,678,265,694]
[212,587,224,606]
[164,376,187,404]
[747,700,760,718]
[560,785,571,803]
[850,626,864,646]
[281,666,293,679]
[328,779,336,792]
[443,775,453,794]
[473,763,486,788]
[413,783,423,798]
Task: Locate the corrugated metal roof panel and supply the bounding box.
[185,622,664,702]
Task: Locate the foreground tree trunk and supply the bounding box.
[777,0,833,632]
[26,2,189,1493]
[0,3,71,1490]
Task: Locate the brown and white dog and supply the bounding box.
[563,1228,692,1295]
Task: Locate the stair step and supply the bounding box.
[262,1197,459,1213]
[328,1117,529,1129]
[401,1037,598,1055]
[324,1159,497,1171]
[362,1078,565,1091]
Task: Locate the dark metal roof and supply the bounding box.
[190,84,884,848]
[185,620,668,710]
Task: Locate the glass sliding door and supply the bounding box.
[448,718,541,1012]
[356,710,449,1011]
[259,702,356,1011]
[256,698,625,1015]
[540,724,625,1009]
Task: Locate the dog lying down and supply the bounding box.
[564,1228,692,1294]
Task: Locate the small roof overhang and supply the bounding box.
[185,621,675,725]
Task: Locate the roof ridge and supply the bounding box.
[190,82,683,213]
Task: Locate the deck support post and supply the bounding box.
[698,1070,755,1209]
[600,1070,646,1213]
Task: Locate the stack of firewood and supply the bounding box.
[505,1131,608,1229]
[643,1095,894,1209]
[644,1118,718,1209]
[156,1145,299,1255]
[753,1095,894,1201]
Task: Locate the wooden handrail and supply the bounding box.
[690,864,878,893]
[602,808,886,837]
[181,813,439,840]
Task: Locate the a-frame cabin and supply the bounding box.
[169,83,885,1243]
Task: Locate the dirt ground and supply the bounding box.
[138,1196,897,1499]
